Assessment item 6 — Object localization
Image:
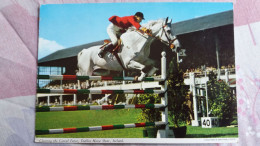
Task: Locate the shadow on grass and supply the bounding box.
[185,133,238,138]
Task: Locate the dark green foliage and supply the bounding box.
[167,57,190,128]
[137,94,161,123]
[230,118,238,125]
[207,72,237,126]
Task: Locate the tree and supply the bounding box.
[167,55,190,128]
[207,71,236,126]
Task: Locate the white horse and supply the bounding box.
[77,17,180,83]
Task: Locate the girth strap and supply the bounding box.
[102,39,127,71]
[113,51,127,71]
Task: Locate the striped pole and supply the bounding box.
[36,122,166,135]
[36,104,165,112]
[37,89,165,94]
[37,75,164,82]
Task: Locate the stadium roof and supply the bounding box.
[38,40,103,63]
[38,10,233,64]
[172,10,233,35]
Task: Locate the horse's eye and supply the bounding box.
[167,30,171,34]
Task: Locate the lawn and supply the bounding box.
[36,109,238,138]
[36,109,144,138]
[186,125,238,138]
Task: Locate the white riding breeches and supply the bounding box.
[107,23,123,46]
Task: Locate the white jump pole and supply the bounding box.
[47,95,50,106]
[73,85,77,105]
[77,80,81,89]
[60,80,62,89]
[158,51,171,138]
[123,71,126,85]
[225,69,229,85]
[59,95,63,105]
[205,71,209,117]
[190,72,199,126]
[89,94,92,104]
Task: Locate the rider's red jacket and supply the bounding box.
[109,15,141,30]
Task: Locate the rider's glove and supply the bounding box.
[140,27,152,34]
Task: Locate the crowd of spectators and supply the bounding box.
[42,80,137,89]
[38,65,235,106]
[183,65,235,78]
[37,98,93,106]
[41,74,162,90]
[37,97,115,106]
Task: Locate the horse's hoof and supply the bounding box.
[138,77,143,81]
[134,76,139,81]
[137,73,146,81]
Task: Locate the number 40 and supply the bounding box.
[203,119,211,126]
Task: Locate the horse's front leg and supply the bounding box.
[127,60,146,81]
[141,58,158,77]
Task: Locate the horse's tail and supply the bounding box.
[75,69,80,75]
[76,50,84,75]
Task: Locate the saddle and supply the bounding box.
[101,39,121,54]
[100,39,126,71]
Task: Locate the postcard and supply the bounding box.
[35,2,238,144]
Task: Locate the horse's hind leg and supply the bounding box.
[79,58,94,88]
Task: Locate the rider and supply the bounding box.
[98,12,146,58]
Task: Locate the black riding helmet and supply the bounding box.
[135,12,145,20]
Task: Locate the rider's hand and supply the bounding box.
[139,27,146,33]
[140,27,152,34]
[145,29,152,34]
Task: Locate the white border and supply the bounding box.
[35,137,239,144]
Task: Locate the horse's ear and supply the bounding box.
[169,19,172,24]
[165,17,169,25]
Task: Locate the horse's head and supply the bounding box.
[147,17,181,52]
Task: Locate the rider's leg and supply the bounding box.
[98,43,114,58]
[98,23,120,58]
[107,23,120,45]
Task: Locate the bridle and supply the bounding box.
[133,18,177,48]
[159,24,177,48]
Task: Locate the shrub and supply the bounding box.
[167,57,190,128]
[137,94,161,123]
[207,72,237,126]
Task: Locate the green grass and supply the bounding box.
[36,109,238,138]
[186,125,238,138]
[36,109,144,138]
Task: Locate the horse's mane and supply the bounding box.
[124,18,165,35]
[142,18,165,29]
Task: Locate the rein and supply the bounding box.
[134,24,176,48]
[159,25,177,47]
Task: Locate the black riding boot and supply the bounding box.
[98,44,114,58]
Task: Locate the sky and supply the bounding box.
[38,2,233,59]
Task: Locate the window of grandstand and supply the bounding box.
[37,66,66,88]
